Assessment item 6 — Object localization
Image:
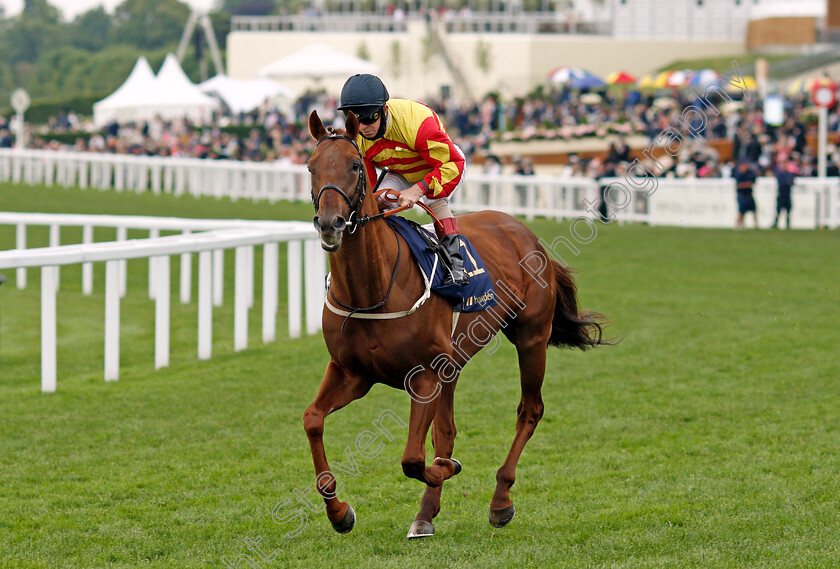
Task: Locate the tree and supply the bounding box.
[0,0,211,113]
[475,39,492,74]
[221,0,278,15]
[30,48,91,97]
[0,60,14,106]
[22,0,60,21]
[70,7,113,53]
[84,45,157,93]
[111,0,191,51]
[356,41,370,61]
[0,0,65,64]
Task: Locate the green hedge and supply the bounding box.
[220,124,258,140]
[33,122,310,146]
[36,131,94,145]
[0,92,109,125]
[36,124,267,146]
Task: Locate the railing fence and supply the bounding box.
[3,149,838,229]
[0,213,325,392]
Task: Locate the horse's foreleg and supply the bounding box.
[401,370,460,488]
[490,339,546,528]
[408,380,458,538]
[303,361,371,532]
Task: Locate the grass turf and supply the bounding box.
[656,53,796,74]
[1,183,839,568]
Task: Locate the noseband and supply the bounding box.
[311,130,368,234]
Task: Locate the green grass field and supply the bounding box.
[657,53,796,74]
[1,183,839,569]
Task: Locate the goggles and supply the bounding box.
[345,109,381,125]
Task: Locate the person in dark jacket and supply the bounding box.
[772,157,798,229]
[745,134,763,163]
[732,160,759,229]
[606,137,630,165]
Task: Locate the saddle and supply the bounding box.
[385,216,497,313]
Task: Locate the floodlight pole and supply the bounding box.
[177,12,198,63]
[202,14,225,76]
[177,11,225,77]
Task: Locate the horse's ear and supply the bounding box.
[345,111,359,140]
[309,110,327,141]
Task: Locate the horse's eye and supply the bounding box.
[352,162,361,172]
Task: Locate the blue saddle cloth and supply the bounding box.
[385,216,497,313]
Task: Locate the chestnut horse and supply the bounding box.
[303,111,607,538]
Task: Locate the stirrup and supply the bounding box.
[442,266,468,287]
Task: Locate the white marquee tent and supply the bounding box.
[198,75,293,115]
[257,44,381,80]
[92,56,156,127]
[93,54,220,127]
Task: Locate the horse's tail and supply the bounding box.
[548,259,610,350]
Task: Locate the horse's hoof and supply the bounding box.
[434,457,462,476]
[489,504,516,528]
[407,520,435,539]
[331,505,356,534]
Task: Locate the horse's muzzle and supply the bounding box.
[314,215,346,251]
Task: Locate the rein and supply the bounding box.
[327,221,403,333]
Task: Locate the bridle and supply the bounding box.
[310,128,403,330]
[312,127,398,235]
[311,128,382,234]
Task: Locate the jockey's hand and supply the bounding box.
[398,184,426,209]
[376,189,401,212]
[376,193,391,211]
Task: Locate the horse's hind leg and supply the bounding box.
[489,336,546,528]
[407,380,459,539]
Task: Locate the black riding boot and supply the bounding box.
[441,234,469,286]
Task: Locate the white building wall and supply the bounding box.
[228,27,744,101]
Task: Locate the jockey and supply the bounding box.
[337,74,469,286]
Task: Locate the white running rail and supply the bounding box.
[3,149,837,229]
[0,216,326,393]
[0,149,313,203]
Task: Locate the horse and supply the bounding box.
[303,110,608,538]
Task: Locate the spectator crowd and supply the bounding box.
[2,83,838,189]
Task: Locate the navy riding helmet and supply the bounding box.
[338,74,389,137]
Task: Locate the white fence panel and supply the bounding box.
[0,212,317,296]
[600,176,835,229]
[0,222,325,392]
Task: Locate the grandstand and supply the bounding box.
[228,0,830,101]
